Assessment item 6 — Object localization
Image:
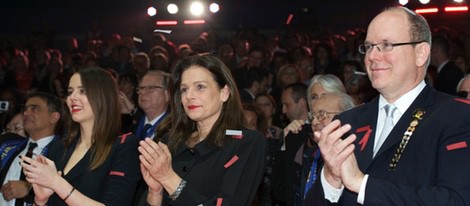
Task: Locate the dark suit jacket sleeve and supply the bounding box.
[101,134,141,205]
[171,130,267,206]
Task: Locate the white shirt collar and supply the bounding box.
[378,80,426,120]
[145,111,167,125]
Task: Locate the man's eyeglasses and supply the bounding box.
[311,111,339,122]
[136,85,166,93]
[457,91,470,99]
[358,40,425,54]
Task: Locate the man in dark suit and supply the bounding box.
[0,92,63,206]
[135,70,171,140]
[431,35,464,96]
[305,7,470,205]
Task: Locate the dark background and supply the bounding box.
[0,0,468,47]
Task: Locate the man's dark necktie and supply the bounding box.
[20,142,38,181]
[141,124,152,139]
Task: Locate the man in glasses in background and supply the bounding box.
[134,70,171,140]
[306,6,470,205]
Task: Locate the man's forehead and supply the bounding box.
[367,10,410,40]
[141,74,163,84]
[26,97,47,105]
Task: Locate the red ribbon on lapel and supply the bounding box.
[120,132,132,144]
[356,125,372,151]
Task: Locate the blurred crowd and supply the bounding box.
[1,18,470,205]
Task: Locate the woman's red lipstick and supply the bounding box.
[188,105,199,110]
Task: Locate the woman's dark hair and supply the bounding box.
[64,66,121,170]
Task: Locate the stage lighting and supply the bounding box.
[419,0,430,4]
[167,4,179,14]
[454,0,464,2]
[209,3,220,13]
[190,2,204,16]
[399,0,409,6]
[147,7,157,16]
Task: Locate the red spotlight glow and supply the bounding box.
[156,20,178,26]
[444,6,469,12]
[184,20,205,25]
[415,8,439,14]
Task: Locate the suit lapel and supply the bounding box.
[351,98,379,171]
[374,85,435,159]
[57,140,92,183]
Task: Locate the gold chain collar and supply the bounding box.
[389,108,426,171]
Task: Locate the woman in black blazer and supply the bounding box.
[138,55,266,205]
[21,67,141,206]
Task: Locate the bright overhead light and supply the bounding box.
[147,7,157,16]
[209,3,220,13]
[190,2,204,16]
[399,0,409,6]
[454,0,464,2]
[419,0,430,4]
[167,4,179,14]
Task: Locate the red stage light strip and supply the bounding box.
[415,8,439,14]
[156,21,178,26]
[286,13,294,25]
[445,6,468,12]
[184,20,205,25]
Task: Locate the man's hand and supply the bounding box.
[316,120,356,188]
[1,180,31,201]
[283,119,305,136]
[341,153,365,193]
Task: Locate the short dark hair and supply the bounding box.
[283,82,307,103]
[27,91,64,135]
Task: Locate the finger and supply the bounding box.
[323,123,351,146]
[335,142,356,165]
[139,154,152,170]
[158,142,172,160]
[138,146,153,165]
[153,141,167,158]
[139,140,157,157]
[143,138,160,155]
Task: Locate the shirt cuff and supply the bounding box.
[320,168,344,202]
[357,174,369,204]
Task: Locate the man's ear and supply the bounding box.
[50,112,61,124]
[416,42,431,67]
[220,85,231,102]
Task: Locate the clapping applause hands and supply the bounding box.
[139,138,182,204]
[20,155,60,204]
[315,120,364,193]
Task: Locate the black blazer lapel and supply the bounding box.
[57,141,92,184]
[374,85,436,158]
[350,98,380,171]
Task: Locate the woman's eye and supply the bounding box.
[197,84,205,90]
[180,87,187,93]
